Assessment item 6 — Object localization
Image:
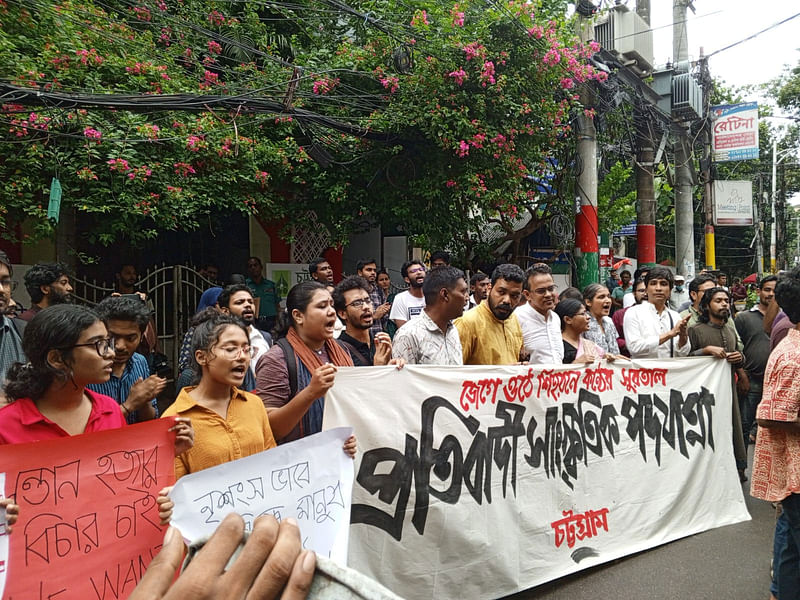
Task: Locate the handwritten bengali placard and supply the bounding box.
[169,427,354,563]
[323,358,750,600]
[0,420,174,600]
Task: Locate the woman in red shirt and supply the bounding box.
[0,304,192,445]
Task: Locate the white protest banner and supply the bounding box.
[170,427,354,562]
[0,474,6,598]
[323,359,750,599]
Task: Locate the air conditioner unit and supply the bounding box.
[593,5,654,77]
[671,73,702,120]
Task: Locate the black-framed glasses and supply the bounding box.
[345,298,372,309]
[0,279,17,291]
[68,337,115,357]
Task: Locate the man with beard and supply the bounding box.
[515,263,562,365]
[467,271,490,310]
[113,263,159,357]
[333,276,395,366]
[0,251,25,391]
[455,263,524,365]
[18,262,73,321]
[623,266,691,358]
[218,284,272,391]
[87,296,164,423]
[309,257,334,286]
[689,287,748,481]
[393,266,467,365]
[389,260,426,330]
[357,258,390,334]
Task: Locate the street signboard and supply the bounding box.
[713,180,753,226]
[711,102,759,162]
[614,221,637,236]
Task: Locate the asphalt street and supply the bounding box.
[506,452,776,600]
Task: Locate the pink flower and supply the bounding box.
[457,140,470,157]
[83,127,102,141]
[527,25,544,39]
[543,48,561,66]
[157,0,167,10]
[380,76,399,94]
[448,68,468,86]
[411,9,429,27]
[173,162,196,176]
[208,10,225,25]
[186,135,203,151]
[560,77,574,90]
[446,180,457,188]
[107,158,131,172]
[479,61,495,86]
[255,170,270,187]
[451,4,465,27]
[463,42,485,61]
[203,70,220,86]
[207,40,222,55]
[312,77,339,95]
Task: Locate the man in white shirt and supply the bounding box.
[669,274,690,310]
[218,284,271,372]
[514,263,563,364]
[389,260,426,329]
[623,266,691,358]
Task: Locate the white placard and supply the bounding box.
[713,180,754,226]
[324,360,750,599]
[711,102,759,162]
[170,427,354,562]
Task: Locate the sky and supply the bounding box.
[647,1,800,206]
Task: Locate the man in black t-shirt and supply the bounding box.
[735,275,778,446]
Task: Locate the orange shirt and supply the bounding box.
[162,386,276,479]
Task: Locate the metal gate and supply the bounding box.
[72,264,216,376]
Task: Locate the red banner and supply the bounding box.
[0,419,175,600]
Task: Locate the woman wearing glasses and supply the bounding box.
[161,313,276,479]
[553,299,605,364]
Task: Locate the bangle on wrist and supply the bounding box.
[121,403,130,416]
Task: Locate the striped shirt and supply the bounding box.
[87,352,158,424]
[0,316,25,385]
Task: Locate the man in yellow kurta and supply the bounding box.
[454,264,525,365]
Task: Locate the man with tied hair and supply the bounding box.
[455,263,524,365]
[736,275,779,447]
[308,257,334,285]
[688,287,747,481]
[356,258,390,335]
[750,267,800,600]
[623,266,691,359]
[515,263,562,365]
[332,276,394,366]
[218,284,272,391]
[18,262,73,322]
[389,260,426,330]
[88,296,164,423]
[393,266,467,365]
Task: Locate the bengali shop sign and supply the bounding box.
[711,102,759,162]
[324,359,750,599]
[0,420,174,600]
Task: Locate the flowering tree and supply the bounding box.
[0,0,606,260]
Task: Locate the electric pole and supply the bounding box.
[635,0,656,268]
[575,14,599,288]
[673,0,695,278]
[699,50,715,270]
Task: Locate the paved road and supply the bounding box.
[506,456,776,600]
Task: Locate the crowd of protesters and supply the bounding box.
[1,247,799,599]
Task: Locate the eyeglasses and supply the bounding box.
[68,337,115,357]
[407,267,426,275]
[217,345,256,359]
[532,285,558,295]
[345,298,372,309]
[0,279,17,291]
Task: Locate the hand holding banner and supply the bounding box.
[0,420,174,600]
[169,427,354,563]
